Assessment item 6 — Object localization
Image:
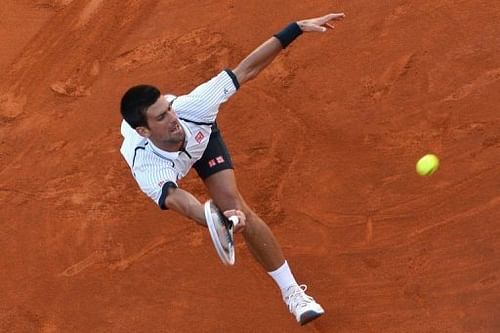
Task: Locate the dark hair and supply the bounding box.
[120,85,161,128]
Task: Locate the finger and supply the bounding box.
[306,24,327,32]
[323,13,345,22]
[330,12,346,19]
[311,15,340,27]
[325,23,335,29]
[223,209,237,218]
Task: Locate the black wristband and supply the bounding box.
[274,22,303,49]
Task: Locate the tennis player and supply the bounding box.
[120,12,345,325]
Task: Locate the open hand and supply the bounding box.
[298,13,345,32]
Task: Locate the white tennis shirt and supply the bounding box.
[120,69,239,209]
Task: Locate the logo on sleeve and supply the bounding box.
[195,131,205,144]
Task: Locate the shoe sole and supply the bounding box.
[299,310,324,325]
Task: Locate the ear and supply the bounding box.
[135,126,151,138]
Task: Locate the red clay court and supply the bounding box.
[0,1,499,332]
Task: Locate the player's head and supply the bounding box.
[121,85,185,148]
[120,84,158,128]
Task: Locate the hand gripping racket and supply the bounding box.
[204,200,240,266]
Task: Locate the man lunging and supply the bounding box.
[120,12,345,325]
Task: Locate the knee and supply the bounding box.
[211,191,262,226]
[243,206,258,221]
[213,190,243,213]
[241,206,264,228]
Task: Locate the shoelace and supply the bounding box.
[285,285,314,313]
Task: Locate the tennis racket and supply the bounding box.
[204,200,240,265]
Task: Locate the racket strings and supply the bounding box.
[213,211,233,250]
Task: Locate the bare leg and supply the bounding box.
[203,169,325,325]
[203,169,284,271]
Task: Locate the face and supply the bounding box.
[136,95,185,150]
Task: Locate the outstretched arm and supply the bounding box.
[165,187,206,226]
[232,13,345,85]
[165,187,246,232]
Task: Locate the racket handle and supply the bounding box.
[228,216,239,227]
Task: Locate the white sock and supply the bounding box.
[267,260,299,297]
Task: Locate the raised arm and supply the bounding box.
[232,13,345,85]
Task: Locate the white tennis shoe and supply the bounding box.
[284,284,325,325]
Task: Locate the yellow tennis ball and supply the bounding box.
[416,154,440,176]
